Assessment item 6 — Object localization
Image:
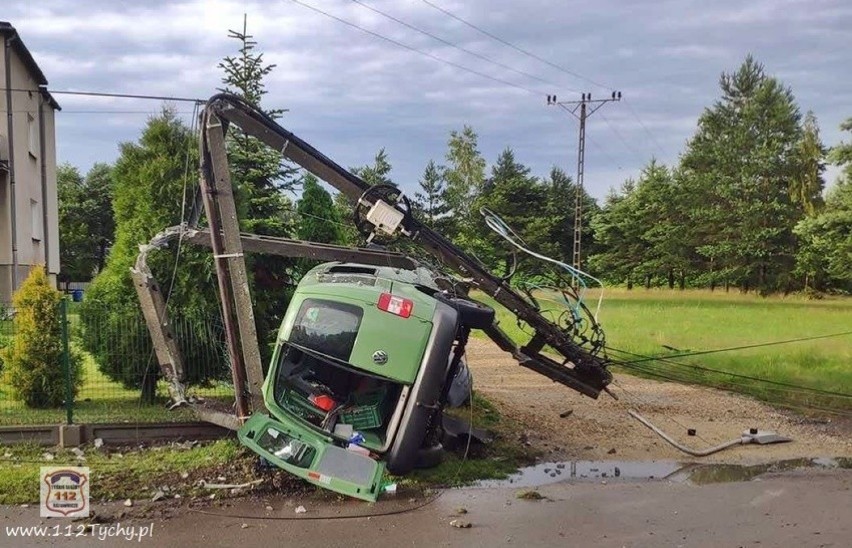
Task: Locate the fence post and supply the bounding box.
[61,297,74,425]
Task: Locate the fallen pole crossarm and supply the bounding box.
[130,226,189,407]
[185,229,418,269]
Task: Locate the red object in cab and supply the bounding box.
[309,394,336,412]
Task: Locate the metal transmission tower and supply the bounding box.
[547,91,622,271]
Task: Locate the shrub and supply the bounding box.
[0,267,83,408]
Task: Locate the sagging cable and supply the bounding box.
[480,208,605,320]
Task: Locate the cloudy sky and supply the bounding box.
[5,0,851,199]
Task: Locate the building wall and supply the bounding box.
[0,40,59,302]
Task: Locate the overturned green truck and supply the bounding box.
[239,263,490,501]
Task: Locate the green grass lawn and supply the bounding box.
[0,350,234,426]
[0,440,244,505]
[474,288,852,413]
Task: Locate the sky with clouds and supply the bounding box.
[4,0,851,199]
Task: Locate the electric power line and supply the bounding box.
[597,110,645,159]
[611,330,852,369]
[605,336,852,400]
[350,0,564,90]
[1,87,204,103]
[623,98,667,157]
[287,0,542,96]
[418,2,670,161]
[420,0,611,91]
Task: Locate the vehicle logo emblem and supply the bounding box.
[372,350,388,365]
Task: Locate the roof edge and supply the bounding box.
[1,21,49,87]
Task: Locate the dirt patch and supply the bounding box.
[465,338,852,463]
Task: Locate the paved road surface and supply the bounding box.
[3,468,849,547]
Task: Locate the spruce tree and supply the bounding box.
[413,160,449,228]
[218,17,298,359]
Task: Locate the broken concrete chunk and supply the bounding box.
[152,490,165,502]
[123,499,133,507]
[42,452,54,461]
[450,519,472,528]
[93,438,104,449]
[294,505,307,514]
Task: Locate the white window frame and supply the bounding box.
[31,198,42,241]
[27,113,38,158]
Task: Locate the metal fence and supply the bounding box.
[0,299,234,426]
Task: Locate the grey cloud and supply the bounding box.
[3,0,850,199]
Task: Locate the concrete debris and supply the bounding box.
[294,505,307,514]
[152,490,165,502]
[180,472,189,479]
[123,499,133,507]
[93,438,104,449]
[241,523,249,529]
[4,451,13,458]
[71,447,86,460]
[265,506,274,512]
[42,452,54,461]
[450,519,472,529]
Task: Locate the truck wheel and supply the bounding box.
[433,294,495,330]
[414,442,444,469]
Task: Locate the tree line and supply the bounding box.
[54,32,851,397]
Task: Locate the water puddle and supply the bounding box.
[476,457,851,489]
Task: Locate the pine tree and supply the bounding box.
[296,174,342,244]
[413,160,449,228]
[469,148,548,277]
[352,148,394,186]
[679,56,804,293]
[218,16,298,357]
[541,167,599,270]
[794,118,852,292]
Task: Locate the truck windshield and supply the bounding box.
[288,298,363,362]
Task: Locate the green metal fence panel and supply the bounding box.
[0,299,235,426]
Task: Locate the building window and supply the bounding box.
[28,113,38,158]
[31,199,42,241]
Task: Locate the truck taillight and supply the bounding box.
[377,293,413,318]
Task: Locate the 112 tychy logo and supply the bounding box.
[40,467,90,518]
